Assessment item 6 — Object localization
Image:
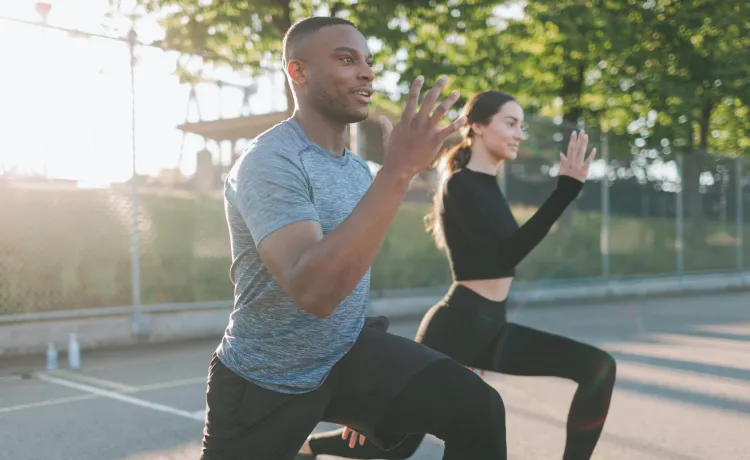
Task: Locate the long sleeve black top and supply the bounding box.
[439,167,584,281]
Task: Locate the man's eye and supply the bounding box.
[342,56,353,63]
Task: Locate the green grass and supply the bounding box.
[0,186,747,315]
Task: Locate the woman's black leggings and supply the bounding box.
[308,286,617,460]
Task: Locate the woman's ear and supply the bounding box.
[470,122,483,137]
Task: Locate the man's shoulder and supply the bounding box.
[247,119,308,160]
[230,120,310,179]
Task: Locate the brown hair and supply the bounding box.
[424,90,517,251]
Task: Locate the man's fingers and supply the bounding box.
[380,116,393,145]
[359,433,366,446]
[417,75,449,121]
[402,76,424,121]
[438,115,467,143]
[342,427,351,440]
[430,90,461,126]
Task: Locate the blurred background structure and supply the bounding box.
[1,0,749,346]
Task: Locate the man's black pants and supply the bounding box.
[199,318,507,460]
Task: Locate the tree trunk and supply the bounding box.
[555,62,586,250]
[683,99,713,244]
[272,0,294,115]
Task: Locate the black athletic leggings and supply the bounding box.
[309,284,617,460]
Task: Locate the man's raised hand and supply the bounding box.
[380,76,466,179]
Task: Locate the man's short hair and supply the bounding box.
[282,16,356,66]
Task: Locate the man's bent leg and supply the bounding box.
[375,358,507,460]
[321,327,506,460]
[200,353,332,460]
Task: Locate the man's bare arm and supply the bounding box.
[258,168,411,318]
[257,77,465,318]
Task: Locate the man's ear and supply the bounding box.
[287,59,307,86]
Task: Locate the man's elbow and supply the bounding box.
[297,293,336,318]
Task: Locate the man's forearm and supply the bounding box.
[292,166,412,317]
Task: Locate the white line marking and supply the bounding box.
[38,374,204,422]
[0,394,99,414]
[191,409,206,420]
[126,376,206,393]
[54,370,138,392]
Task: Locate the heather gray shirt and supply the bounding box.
[216,118,373,394]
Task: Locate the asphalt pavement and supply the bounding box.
[2,291,750,459]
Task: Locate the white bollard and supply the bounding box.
[68,333,81,370]
[46,343,58,371]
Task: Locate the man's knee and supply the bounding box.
[445,372,507,457]
[478,380,506,432]
[456,371,506,436]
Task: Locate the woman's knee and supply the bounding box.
[598,349,617,383]
[583,348,617,390]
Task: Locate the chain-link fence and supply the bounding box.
[1,16,749,325]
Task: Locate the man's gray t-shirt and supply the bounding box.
[216,118,374,394]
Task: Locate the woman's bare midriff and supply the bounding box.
[457,277,513,302]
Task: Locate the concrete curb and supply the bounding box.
[2,271,749,358]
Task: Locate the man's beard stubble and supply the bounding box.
[309,80,368,124]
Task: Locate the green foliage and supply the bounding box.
[605,0,750,156]
[138,0,750,158]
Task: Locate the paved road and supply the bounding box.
[2,291,750,459]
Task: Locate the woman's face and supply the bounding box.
[472,100,525,162]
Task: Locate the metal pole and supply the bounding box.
[676,153,684,277]
[737,157,744,270]
[601,132,610,280]
[128,27,146,336]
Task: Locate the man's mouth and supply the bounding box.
[353,88,373,104]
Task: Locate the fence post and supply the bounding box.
[600,131,610,280]
[675,153,684,278]
[737,157,744,270]
[128,27,147,336]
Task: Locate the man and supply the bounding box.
[200,16,508,460]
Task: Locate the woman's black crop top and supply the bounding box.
[439,167,584,281]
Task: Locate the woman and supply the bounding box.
[297,90,617,460]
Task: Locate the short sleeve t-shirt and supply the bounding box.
[216,118,374,394]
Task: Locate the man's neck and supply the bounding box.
[292,106,348,156]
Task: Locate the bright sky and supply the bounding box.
[0,0,289,184]
[3,1,595,187]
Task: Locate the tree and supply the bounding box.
[605,0,750,241]
[137,0,485,114]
